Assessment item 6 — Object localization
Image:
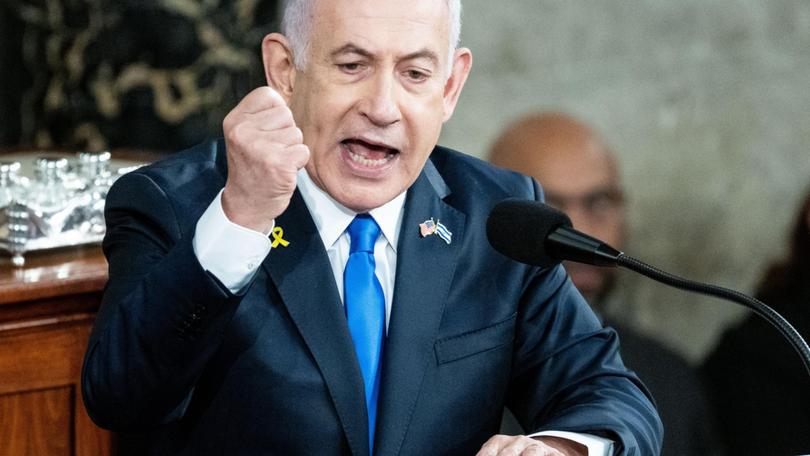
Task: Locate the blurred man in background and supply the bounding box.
[489,112,623,309]
[489,112,718,455]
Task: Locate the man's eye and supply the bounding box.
[584,191,623,214]
[405,70,429,81]
[338,63,363,72]
[585,195,613,212]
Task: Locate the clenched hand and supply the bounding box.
[221,86,310,233]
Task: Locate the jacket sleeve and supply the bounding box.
[81,171,244,430]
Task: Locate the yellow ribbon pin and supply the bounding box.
[271,226,290,248]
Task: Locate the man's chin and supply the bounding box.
[330,183,401,213]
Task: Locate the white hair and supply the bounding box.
[281,0,462,74]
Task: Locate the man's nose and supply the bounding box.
[359,72,402,127]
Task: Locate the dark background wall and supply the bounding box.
[0,0,279,152]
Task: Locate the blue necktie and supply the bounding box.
[344,214,385,453]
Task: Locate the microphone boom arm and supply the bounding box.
[616,254,810,378]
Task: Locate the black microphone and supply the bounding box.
[486,199,621,267]
[486,198,810,378]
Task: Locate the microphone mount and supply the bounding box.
[546,226,621,267]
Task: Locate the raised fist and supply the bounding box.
[221,86,310,233]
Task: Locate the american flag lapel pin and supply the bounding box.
[419,218,437,237]
[419,218,452,245]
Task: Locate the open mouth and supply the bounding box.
[341,138,399,168]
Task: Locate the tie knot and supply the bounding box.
[348,214,381,254]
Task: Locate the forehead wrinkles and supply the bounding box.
[314,0,449,24]
[310,1,449,47]
[314,14,445,42]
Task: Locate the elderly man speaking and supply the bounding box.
[81,1,662,455]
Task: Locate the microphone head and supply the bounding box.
[486,199,572,268]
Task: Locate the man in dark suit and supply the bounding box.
[81,0,662,454]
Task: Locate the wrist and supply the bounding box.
[221,190,277,234]
[532,436,588,456]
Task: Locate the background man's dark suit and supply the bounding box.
[82,140,662,455]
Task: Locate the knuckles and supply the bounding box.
[224,113,302,153]
[478,435,551,456]
[290,127,304,144]
[221,89,308,218]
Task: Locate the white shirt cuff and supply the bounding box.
[530,430,614,456]
[192,189,273,293]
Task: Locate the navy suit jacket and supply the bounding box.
[82,140,662,455]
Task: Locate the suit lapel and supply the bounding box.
[263,190,369,456]
[375,162,467,455]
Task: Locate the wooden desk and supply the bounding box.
[0,246,111,455]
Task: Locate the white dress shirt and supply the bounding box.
[191,170,612,455]
[193,169,405,329]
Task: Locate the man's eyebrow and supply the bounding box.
[329,44,440,65]
[330,44,374,60]
[402,49,440,65]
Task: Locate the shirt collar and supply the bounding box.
[296,168,406,252]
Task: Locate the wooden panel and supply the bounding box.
[0,386,72,456]
[0,238,112,455]
[0,318,111,455]
[0,319,93,394]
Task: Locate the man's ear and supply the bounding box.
[261,33,296,103]
[442,48,473,122]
